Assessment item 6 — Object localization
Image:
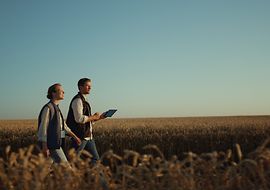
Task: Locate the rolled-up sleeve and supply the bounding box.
[71,98,89,124]
[37,107,50,142]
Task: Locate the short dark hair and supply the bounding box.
[47,83,61,99]
[77,78,91,90]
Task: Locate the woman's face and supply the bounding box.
[54,85,65,100]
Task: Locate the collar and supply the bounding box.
[78,92,88,101]
[82,94,87,99]
[50,100,60,106]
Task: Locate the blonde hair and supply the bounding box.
[47,83,61,99]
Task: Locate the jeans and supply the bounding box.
[73,139,108,190]
[49,147,68,164]
[75,139,100,164]
[38,141,68,164]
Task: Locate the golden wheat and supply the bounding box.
[1,116,270,159]
[0,140,270,190]
[1,116,270,189]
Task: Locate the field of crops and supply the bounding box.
[1,116,270,158]
[1,139,270,190]
[1,116,270,189]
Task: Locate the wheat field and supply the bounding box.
[0,116,270,189]
[1,116,270,158]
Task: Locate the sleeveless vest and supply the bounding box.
[66,93,92,139]
[38,101,64,149]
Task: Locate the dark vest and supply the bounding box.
[66,93,92,139]
[38,101,64,149]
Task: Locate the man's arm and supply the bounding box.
[72,98,100,124]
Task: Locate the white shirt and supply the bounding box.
[71,94,93,140]
[38,106,71,142]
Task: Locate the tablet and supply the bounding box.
[103,109,117,117]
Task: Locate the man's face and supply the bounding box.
[54,85,65,100]
[80,81,92,95]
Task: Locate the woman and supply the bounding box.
[37,83,81,163]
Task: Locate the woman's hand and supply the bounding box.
[42,143,50,157]
[68,130,82,146]
[74,136,81,145]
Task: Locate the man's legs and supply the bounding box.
[84,139,100,164]
[75,139,88,157]
[75,139,107,189]
[84,140,108,189]
[75,139,100,163]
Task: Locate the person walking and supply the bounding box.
[37,83,81,164]
[66,78,105,164]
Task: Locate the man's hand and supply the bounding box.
[89,112,106,122]
[93,112,101,121]
[100,112,106,119]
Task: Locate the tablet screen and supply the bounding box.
[104,109,117,117]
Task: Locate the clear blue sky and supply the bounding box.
[0,0,269,119]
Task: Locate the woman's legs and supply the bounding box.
[49,147,68,164]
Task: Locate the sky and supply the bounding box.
[0,0,270,119]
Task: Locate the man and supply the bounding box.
[66,78,105,164]
[38,83,81,163]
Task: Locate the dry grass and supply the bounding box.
[0,120,37,155]
[1,116,270,158]
[1,139,270,190]
[93,116,270,157]
[1,116,270,189]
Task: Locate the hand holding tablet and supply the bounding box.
[102,109,117,118]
